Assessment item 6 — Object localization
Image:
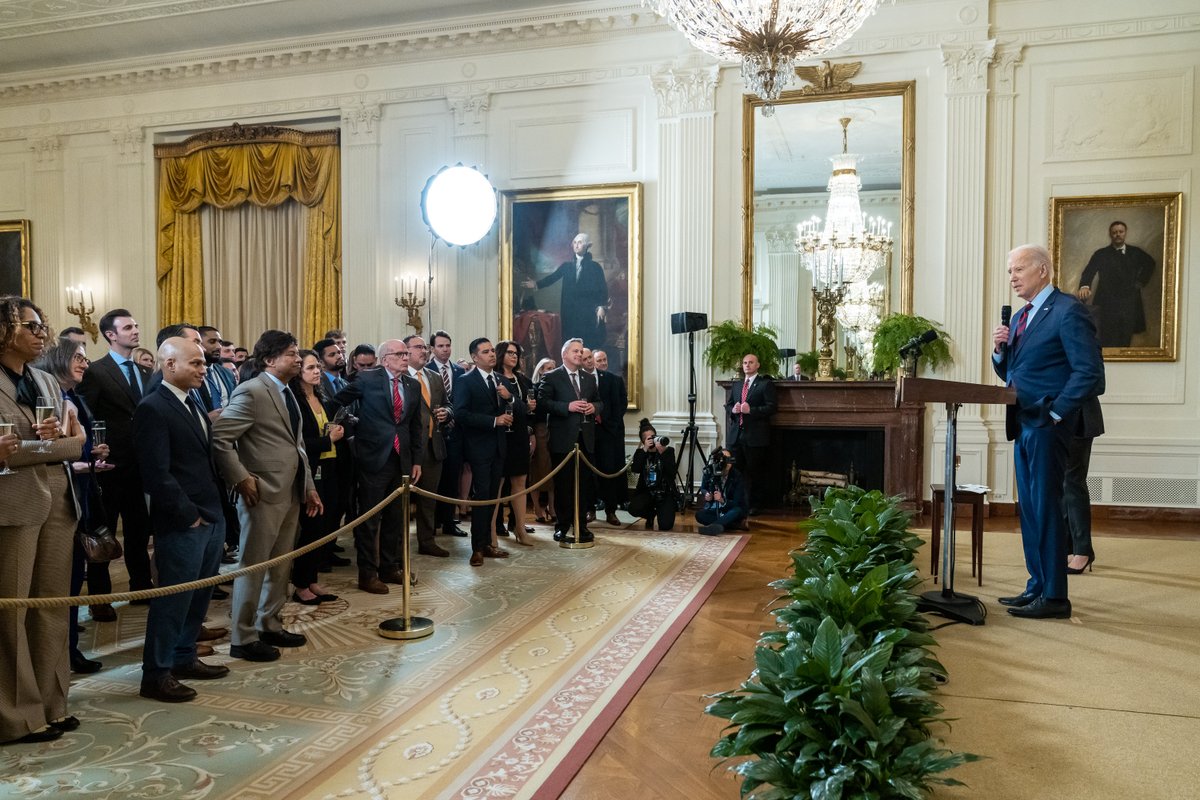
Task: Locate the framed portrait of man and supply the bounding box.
[0,220,31,297]
[499,183,642,408]
[1050,192,1181,362]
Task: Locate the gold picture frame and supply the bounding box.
[0,219,31,297]
[499,183,642,409]
[1050,192,1182,361]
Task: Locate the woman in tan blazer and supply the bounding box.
[0,296,86,745]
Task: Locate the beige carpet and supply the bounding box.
[0,528,745,800]
[922,530,1200,799]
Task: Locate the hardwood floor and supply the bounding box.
[559,512,1197,799]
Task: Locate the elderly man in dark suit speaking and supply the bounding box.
[132,338,229,702]
[332,339,424,593]
[539,337,604,543]
[213,330,322,662]
[993,244,1104,620]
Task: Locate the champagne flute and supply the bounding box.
[91,420,107,466]
[35,396,55,454]
[0,413,15,475]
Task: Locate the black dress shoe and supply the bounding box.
[553,530,566,542]
[230,641,281,661]
[998,592,1038,607]
[4,726,63,745]
[140,675,197,703]
[332,543,346,552]
[260,629,307,648]
[70,652,102,674]
[496,527,510,537]
[291,591,322,606]
[211,587,229,600]
[443,525,469,537]
[328,554,351,567]
[171,660,230,680]
[89,603,117,622]
[1007,597,1072,619]
[50,715,80,732]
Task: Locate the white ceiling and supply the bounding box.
[0,0,583,75]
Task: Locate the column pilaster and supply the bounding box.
[341,100,382,341]
[446,93,492,339]
[29,135,64,316]
[110,124,151,326]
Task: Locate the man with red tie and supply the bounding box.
[332,339,424,593]
[725,353,777,516]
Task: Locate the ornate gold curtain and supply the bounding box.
[155,124,341,344]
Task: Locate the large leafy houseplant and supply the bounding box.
[704,320,781,378]
[706,487,978,799]
[870,314,953,377]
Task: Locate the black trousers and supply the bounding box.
[355,452,406,576]
[294,459,341,587]
[627,491,676,531]
[1062,435,1095,558]
[95,466,154,592]
[435,434,465,531]
[732,442,770,510]
[467,454,503,552]
[551,444,595,533]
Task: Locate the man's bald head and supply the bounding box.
[159,337,207,391]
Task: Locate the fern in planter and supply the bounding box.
[704,320,782,378]
[871,314,953,377]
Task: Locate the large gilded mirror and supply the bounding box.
[741,77,914,375]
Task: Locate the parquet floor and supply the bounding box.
[559,511,1199,799]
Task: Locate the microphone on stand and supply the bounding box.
[999,304,1012,355]
[899,329,939,357]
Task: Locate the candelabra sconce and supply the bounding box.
[65,285,99,343]
[394,277,426,335]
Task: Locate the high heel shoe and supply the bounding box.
[1066,554,1095,574]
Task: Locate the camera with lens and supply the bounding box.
[654,435,670,447]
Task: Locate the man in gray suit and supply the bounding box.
[213,330,322,662]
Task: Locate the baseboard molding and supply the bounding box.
[921,501,1200,523]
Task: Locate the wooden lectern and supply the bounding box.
[895,377,1016,625]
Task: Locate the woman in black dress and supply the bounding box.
[288,351,344,604]
[492,340,535,547]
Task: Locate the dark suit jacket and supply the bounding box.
[332,367,424,474]
[593,369,627,469]
[536,256,609,347]
[77,352,152,467]
[725,375,777,448]
[994,288,1105,442]
[452,369,508,467]
[132,383,225,534]
[539,366,603,453]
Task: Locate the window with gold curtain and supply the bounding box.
[154,123,341,346]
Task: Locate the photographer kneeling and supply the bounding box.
[695,446,748,536]
[628,419,678,531]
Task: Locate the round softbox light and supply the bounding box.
[420,164,497,246]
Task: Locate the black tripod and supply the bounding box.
[674,329,708,508]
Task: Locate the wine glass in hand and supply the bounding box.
[0,413,16,475]
[35,396,55,454]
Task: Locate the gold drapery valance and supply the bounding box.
[155,124,341,344]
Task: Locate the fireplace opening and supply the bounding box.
[762,427,886,509]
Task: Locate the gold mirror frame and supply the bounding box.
[741,79,915,329]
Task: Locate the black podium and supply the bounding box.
[895,377,1016,625]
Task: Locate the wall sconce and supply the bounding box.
[65,285,99,342]
[394,275,426,335]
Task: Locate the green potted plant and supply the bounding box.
[871,313,953,376]
[703,320,781,378]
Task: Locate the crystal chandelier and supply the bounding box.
[643,0,887,112]
[794,116,894,380]
[836,281,884,378]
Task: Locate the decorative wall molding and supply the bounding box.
[0,0,280,38]
[990,43,1024,96]
[649,62,720,117]
[996,13,1200,49]
[29,135,63,170]
[941,40,997,95]
[448,94,490,138]
[341,101,382,146]
[110,124,145,163]
[153,121,338,157]
[1045,68,1193,163]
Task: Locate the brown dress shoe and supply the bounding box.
[140,674,197,703]
[469,551,484,567]
[195,644,215,657]
[417,543,450,557]
[605,512,620,526]
[89,604,117,622]
[482,546,509,559]
[196,625,228,642]
[358,575,389,594]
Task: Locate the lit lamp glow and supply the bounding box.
[421,165,497,247]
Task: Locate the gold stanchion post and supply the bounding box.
[560,444,593,550]
[379,476,436,639]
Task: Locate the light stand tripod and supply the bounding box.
[674,329,708,508]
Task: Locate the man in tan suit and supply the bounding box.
[405,334,450,558]
[213,330,321,663]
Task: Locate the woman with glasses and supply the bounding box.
[0,296,86,745]
[34,339,112,674]
[493,341,535,547]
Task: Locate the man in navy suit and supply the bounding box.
[992,244,1104,620]
[332,339,424,593]
[132,338,229,702]
[452,337,513,566]
[725,353,777,516]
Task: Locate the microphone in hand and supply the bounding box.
[999,305,1012,355]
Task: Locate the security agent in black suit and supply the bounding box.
[589,348,627,525]
[132,338,229,703]
[452,337,513,566]
[522,232,609,349]
[427,330,469,538]
[331,339,424,594]
[76,308,156,595]
[539,338,604,542]
[724,353,777,515]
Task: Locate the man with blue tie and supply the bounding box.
[133,338,229,701]
[992,244,1104,620]
[314,338,348,397]
[77,308,156,604]
[198,326,237,413]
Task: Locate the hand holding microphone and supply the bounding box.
[994,304,1012,354]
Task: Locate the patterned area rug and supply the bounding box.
[0,530,745,799]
